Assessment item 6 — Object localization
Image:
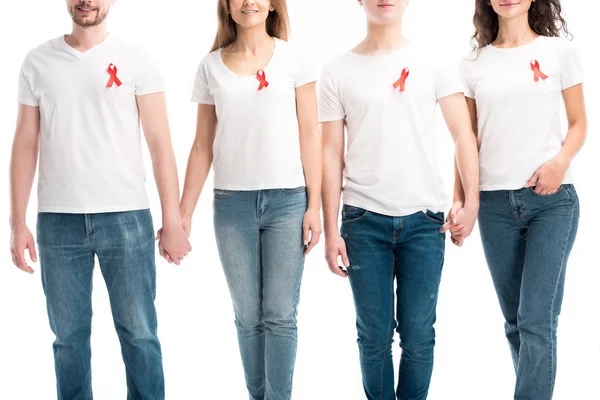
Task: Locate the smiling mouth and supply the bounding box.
[499,3,519,6]
[378,4,395,8]
[76,6,97,13]
[241,10,259,14]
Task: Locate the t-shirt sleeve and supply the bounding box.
[191,57,215,105]
[135,50,165,96]
[18,55,38,106]
[318,67,345,123]
[459,57,475,99]
[294,46,320,88]
[434,59,464,100]
[560,41,583,90]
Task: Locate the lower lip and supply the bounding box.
[378,4,394,8]
[500,3,519,6]
[242,11,258,15]
[77,8,95,14]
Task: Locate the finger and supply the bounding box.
[326,255,348,278]
[525,171,540,188]
[440,221,452,233]
[449,225,465,234]
[340,248,350,267]
[27,240,38,263]
[303,225,310,247]
[158,244,165,258]
[155,229,162,240]
[16,248,34,274]
[305,230,322,255]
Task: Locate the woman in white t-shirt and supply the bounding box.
[177,1,322,398]
[458,1,587,399]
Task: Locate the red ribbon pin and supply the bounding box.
[106,63,122,88]
[393,67,410,92]
[256,69,269,90]
[530,59,548,82]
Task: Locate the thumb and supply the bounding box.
[156,228,162,240]
[28,240,38,263]
[340,247,350,267]
[525,170,540,188]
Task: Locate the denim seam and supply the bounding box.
[546,198,575,399]
[378,266,395,400]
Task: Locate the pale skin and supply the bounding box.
[451,0,588,245]
[323,0,480,278]
[9,0,191,273]
[172,0,322,258]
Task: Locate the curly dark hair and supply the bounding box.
[472,0,571,49]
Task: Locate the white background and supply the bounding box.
[0,0,598,399]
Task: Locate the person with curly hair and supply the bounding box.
[457,1,588,399]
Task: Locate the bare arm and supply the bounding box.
[9,104,40,273]
[321,119,349,277]
[137,93,190,264]
[296,83,323,254]
[438,93,480,243]
[179,104,217,232]
[525,84,587,194]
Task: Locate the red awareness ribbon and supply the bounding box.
[530,59,548,82]
[393,67,410,92]
[106,63,122,88]
[256,69,269,90]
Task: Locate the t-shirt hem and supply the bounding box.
[561,80,583,91]
[37,203,151,214]
[18,98,39,107]
[343,201,447,218]
[214,181,306,191]
[480,179,575,191]
[437,88,463,100]
[295,78,318,88]
[136,87,165,96]
[191,97,215,105]
[319,114,345,123]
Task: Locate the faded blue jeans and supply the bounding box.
[341,205,446,400]
[213,187,307,400]
[37,210,164,400]
[478,185,579,400]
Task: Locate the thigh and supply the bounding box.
[37,213,95,335]
[213,190,261,321]
[93,210,157,329]
[260,189,307,318]
[520,186,579,320]
[341,208,395,335]
[395,212,445,336]
[478,191,527,322]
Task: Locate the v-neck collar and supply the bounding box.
[59,33,113,58]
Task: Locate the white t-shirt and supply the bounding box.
[192,38,318,190]
[319,42,462,217]
[18,35,164,213]
[461,36,583,191]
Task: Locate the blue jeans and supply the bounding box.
[213,187,307,400]
[340,206,446,400]
[478,185,579,400]
[37,210,164,400]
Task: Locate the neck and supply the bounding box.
[66,23,109,51]
[231,24,273,54]
[358,20,407,55]
[495,13,537,47]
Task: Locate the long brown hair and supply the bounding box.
[472,0,570,49]
[211,0,290,52]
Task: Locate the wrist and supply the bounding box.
[554,154,571,168]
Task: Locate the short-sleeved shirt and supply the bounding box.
[461,36,583,191]
[319,42,462,216]
[192,38,319,190]
[18,35,164,213]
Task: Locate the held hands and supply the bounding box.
[441,201,479,247]
[10,223,37,274]
[156,218,192,265]
[524,157,569,195]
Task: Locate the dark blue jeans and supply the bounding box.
[37,210,164,400]
[213,188,307,400]
[341,206,446,400]
[478,185,579,400]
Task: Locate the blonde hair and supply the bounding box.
[211,0,290,51]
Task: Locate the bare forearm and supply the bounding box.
[322,151,343,236]
[10,139,38,225]
[151,147,182,226]
[455,132,480,206]
[180,144,213,220]
[452,160,465,203]
[300,129,322,211]
[556,121,587,165]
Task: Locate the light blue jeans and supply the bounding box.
[213,187,307,400]
[478,185,579,400]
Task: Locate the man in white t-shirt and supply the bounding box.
[320,1,480,399]
[9,1,190,398]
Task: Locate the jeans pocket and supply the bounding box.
[283,186,307,194]
[421,209,445,224]
[341,205,369,223]
[529,185,565,196]
[214,189,236,198]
